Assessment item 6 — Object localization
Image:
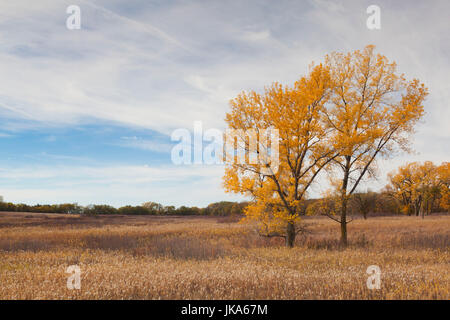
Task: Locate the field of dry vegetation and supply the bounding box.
[0,211,448,299]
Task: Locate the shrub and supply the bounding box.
[83,205,118,216]
[118,205,151,215]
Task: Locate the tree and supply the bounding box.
[436,162,450,212]
[83,204,118,215]
[323,45,428,245]
[224,64,337,247]
[163,205,176,215]
[418,162,441,217]
[204,201,247,216]
[375,190,402,215]
[387,161,448,218]
[142,201,164,214]
[307,190,346,221]
[351,190,377,219]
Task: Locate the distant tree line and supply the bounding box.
[307,161,449,220]
[0,200,249,216]
[306,190,403,220]
[0,185,447,218]
[385,161,449,218]
[0,202,84,214]
[0,161,447,219]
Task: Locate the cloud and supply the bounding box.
[79,0,192,52]
[0,132,13,138]
[117,136,173,153]
[0,163,240,207]
[240,30,271,42]
[0,0,448,205]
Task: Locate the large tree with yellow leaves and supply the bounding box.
[387,161,449,218]
[323,45,427,245]
[224,45,428,247]
[224,64,336,247]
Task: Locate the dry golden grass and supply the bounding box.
[0,212,448,299]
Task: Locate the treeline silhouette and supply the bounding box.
[0,188,447,218]
[0,200,249,216]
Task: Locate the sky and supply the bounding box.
[0,0,449,207]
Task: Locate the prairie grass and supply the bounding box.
[0,212,448,299]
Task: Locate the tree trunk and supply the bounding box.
[340,199,348,246]
[286,221,295,248]
[415,196,422,217]
[340,156,351,247]
[415,203,420,216]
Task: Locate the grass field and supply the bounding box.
[0,212,448,299]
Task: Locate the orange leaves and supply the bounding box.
[386,161,448,215]
[224,45,428,240]
[436,162,450,211]
[224,64,335,239]
[325,45,427,153]
[323,45,428,202]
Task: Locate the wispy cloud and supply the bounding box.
[0,132,13,138]
[0,163,237,207]
[79,0,193,52]
[117,136,173,153]
[0,0,448,205]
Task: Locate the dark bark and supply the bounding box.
[340,156,351,247]
[340,198,348,246]
[286,221,295,248]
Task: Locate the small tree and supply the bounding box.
[351,191,377,219]
[142,201,164,214]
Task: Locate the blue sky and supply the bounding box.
[0,0,449,207]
